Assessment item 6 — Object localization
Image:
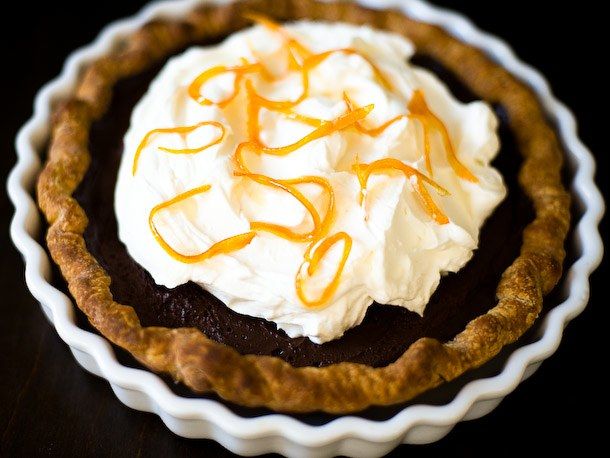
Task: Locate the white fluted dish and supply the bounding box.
[7,1,604,456]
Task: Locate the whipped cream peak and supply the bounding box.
[115,19,506,343]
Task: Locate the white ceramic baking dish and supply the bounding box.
[7,0,604,456]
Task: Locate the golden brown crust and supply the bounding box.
[36,0,570,413]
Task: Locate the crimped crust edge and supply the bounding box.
[36,0,570,413]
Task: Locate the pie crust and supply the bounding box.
[37,0,570,413]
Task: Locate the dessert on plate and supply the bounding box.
[37,0,570,413]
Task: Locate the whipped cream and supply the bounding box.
[115,21,506,343]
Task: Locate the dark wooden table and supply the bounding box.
[1,1,606,456]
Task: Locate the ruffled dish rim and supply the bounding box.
[8,0,604,453]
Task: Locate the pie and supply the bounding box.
[37,0,570,413]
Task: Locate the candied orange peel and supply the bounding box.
[295,232,352,308]
[148,184,256,263]
[354,158,450,225]
[408,89,477,181]
[132,121,225,175]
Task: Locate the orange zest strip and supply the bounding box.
[243,65,308,111]
[243,80,327,145]
[240,79,373,162]
[149,184,255,263]
[408,90,478,182]
[295,232,352,308]
[255,102,374,156]
[235,172,335,243]
[246,82,263,142]
[343,92,406,137]
[132,121,226,175]
[280,110,326,127]
[246,48,393,113]
[233,142,255,174]
[188,60,262,107]
[356,158,450,224]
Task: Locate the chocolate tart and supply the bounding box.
[37,0,570,413]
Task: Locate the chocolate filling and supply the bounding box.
[75,52,532,368]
